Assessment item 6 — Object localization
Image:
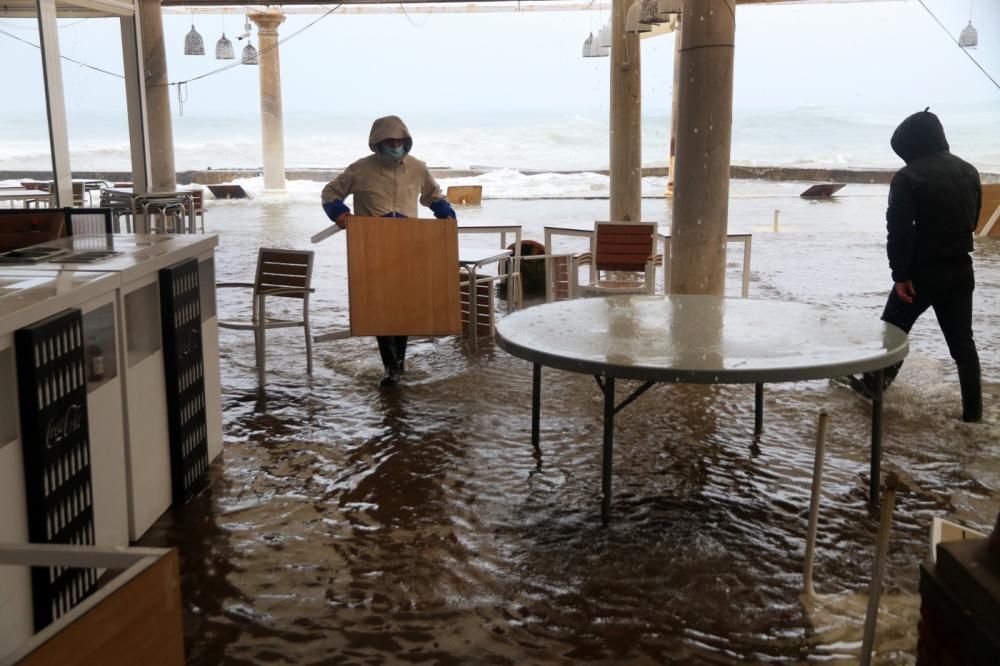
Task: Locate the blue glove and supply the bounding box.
[430,199,457,220]
[322,199,350,223]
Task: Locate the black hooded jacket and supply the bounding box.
[885,110,981,282]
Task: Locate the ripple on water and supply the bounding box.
[139,199,999,665]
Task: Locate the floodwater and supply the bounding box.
[139,179,999,665]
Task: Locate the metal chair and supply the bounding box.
[569,221,660,298]
[64,207,113,236]
[217,248,315,387]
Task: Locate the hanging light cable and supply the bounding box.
[184,11,204,55]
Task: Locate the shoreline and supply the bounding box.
[5,165,998,185]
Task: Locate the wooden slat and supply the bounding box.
[260,249,311,265]
[259,262,309,277]
[258,273,309,289]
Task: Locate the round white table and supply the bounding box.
[496,295,909,522]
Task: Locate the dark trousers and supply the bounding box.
[376,336,408,372]
[873,260,981,420]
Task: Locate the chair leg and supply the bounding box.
[255,294,266,387]
[304,317,313,376]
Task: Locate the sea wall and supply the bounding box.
[3,166,997,185]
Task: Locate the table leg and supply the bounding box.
[602,375,615,524]
[754,382,764,439]
[468,265,478,352]
[531,363,541,454]
[869,368,884,509]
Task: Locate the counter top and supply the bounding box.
[0,234,218,283]
[0,269,120,333]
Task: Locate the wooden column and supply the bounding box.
[669,0,735,295]
[666,17,681,198]
[139,0,176,190]
[609,0,642,223]
[250,10,287,191]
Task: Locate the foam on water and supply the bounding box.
[3,103,999,173]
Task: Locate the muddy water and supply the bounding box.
[139,183,999,664]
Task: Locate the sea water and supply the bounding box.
[129,175,1000,665]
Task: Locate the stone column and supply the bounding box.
[669,0,735,295]
[250,10,286,191]
[609,0,642,223]
[139,0,176,190]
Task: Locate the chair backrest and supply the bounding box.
[592,221,658,271]
[254,248,314,299]
[71,182,86,205]
[191,189,204,209]
[65,208,113,236]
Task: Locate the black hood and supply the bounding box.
[890,109,949,164]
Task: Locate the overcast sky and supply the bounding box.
[1,0,998,120]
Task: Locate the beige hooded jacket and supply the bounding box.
[321,115,446,218]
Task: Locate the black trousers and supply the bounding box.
[376,336,408,372]
[875,259,980,420]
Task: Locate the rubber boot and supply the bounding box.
[958,362,982,423]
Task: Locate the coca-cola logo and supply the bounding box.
[178,327,200,359]
[44,403,83,448]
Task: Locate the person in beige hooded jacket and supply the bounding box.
[321,115,456,387]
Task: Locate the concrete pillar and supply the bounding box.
[669,0,735,296]
[666,18,681,198]
[250,10,287,191]
[609,0,642,223]
[36,0,72,206]
[139,0,176,191]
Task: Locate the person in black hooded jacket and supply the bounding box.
[845,109,982,422]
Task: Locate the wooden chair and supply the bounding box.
[570,221,660,297]
[72,182,86,207]
[188,189,206,232]
[217,248,315,388]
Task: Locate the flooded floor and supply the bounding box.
[139,181,999,664]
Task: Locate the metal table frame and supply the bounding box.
[496,295,909,523]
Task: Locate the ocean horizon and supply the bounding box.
[2,102,998,176]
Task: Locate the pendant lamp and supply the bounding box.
[626,1,653,34]
[582,32,597,58]
[242,43,259,65]
[639,0,662,25]
[184,21,204,55]
[597,23,612,49]
[959,20,978,48]
[216,33,235,60]
[657,0,682,18]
